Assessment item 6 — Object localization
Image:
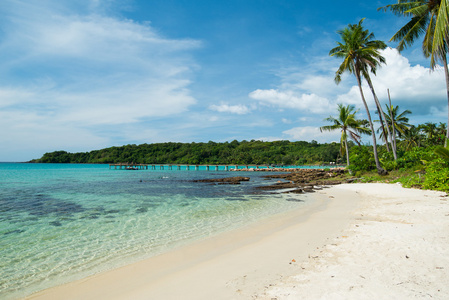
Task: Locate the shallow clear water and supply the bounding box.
[0,163,308,299]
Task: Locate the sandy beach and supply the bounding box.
[26,183,449,300]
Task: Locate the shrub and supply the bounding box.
[422,160,449,192]
[348,146,375,172]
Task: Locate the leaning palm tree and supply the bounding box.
[329,19,388,174]
[379,0,449,145]
[362,63,397,159]
[320,104,371,166]
[376,104,412,150]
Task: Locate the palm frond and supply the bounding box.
[431,0,449,66]
[378,1,423,16]
[435,145,449,163]
[391,15,429,51]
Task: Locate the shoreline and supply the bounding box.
[25,186,358,300]
[24,183,449,299]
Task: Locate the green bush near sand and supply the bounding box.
[350,145,449,193]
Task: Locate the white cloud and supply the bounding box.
[283,126,341,143]
[209,103,251,114]
[248,89,331,114]
[371,48,446,106]
[0,1,201,161]
[250,47,447,129]
[335,48,447,115]
[255,136,283,142]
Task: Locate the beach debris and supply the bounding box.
[193,176,250,185]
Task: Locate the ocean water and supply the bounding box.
[0,163,308,299]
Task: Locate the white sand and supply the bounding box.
[260,183,449,299]
[26,183,449,300]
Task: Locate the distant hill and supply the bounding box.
[30,140,343,165]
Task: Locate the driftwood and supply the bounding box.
[193,176,250,185]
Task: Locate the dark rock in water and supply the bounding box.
[4,229,26,235]
[193,176,250,185]
[225,197,248,201]
[286,198,305,202]
[81,214,100,220]
[136,207,148,213]
[24,194,85,217]
[49,221,62,227]
[256,182,297,190]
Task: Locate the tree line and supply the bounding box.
[31,140,343,165]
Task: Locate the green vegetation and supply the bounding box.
[31,140,343,165]
[347,125,449,192]
[354,151,449,193]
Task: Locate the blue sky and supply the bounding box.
[0,0,447,161]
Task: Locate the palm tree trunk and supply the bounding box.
[355,72,386,175]
[387,89,398,153]
[365,75,397,160]
[377,104,390,152]
[344,134,350,166]
[443,54,449,147]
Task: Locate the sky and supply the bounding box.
[0,0,447,161]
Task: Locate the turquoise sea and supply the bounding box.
[0,163,308,299]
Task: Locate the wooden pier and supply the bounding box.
[109,163,274,171]
[109,163,344,171]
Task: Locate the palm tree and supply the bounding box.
[320,104,371,166]
[419,122,444,145]
[379,0,449,145]
[362,71,397,158]
[329,19,388,174]
[376,104,412,144]
[400,125,424,150]
[437,122,447,140]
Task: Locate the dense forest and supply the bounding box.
[31,140,343,165]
